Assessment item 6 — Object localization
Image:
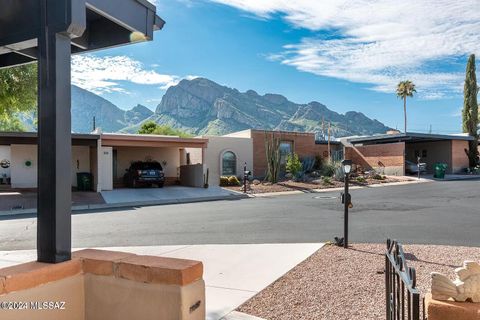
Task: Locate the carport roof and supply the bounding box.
[101,133,208,148]
[0,131,99,146]
[348,132,474,145]
[0,0,165,68]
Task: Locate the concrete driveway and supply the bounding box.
[101,186,241,205]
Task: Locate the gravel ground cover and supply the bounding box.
[237,243,480,320]
[226,176,412,194]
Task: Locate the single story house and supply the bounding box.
[189,129,342,185]
[0,131,208,191]
[343,132,473,175]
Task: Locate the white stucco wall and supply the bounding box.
[0,146,11,180]
[11,145,37,188]
[188,136,253,186]
[10,145,91,188]
[71,146,91,187]
[114,147,180,181]
[99,146,113,191]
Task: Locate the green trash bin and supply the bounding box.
[433,163,447,179]
[77,172,93,191]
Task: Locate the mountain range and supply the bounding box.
[31,78,391,137]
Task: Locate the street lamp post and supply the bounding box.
[341,159,352,249]
[243,162,251,193]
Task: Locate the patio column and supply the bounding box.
[37,13,72,263]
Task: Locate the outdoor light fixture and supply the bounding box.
[341,159,353,248]
[342,159,352,174]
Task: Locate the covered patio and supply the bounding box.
[0,1,206,320]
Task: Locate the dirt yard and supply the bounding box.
[237,243,480,320]
[226,175,413,194]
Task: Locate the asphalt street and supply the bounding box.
[0,179,479,250]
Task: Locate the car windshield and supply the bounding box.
[130,161,163,171]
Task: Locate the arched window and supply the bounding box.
[222,151,237,176]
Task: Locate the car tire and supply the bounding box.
[158,183,164,188]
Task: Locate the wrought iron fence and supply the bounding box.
[385,239,424,320]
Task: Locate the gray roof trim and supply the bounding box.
[348,132,474,145]
[0,132,100,140]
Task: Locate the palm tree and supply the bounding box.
[396,80,416,133]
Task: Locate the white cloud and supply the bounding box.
[209,0,480,99]
[71,55,180,94]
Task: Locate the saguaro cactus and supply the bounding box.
[265,132,281,183]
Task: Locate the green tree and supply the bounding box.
[138,121,158,134]
[0,64,37,131]
[138,121,191,137]
[462,54,479,167]
[285,153,303,177]
[396,80,416,134]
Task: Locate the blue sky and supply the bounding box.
[71,0,480,134]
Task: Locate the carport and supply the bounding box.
[0,0,163,263]
[100,133,208,189]
[347,132,473,175]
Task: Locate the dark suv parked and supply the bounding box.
[124,161,165,188]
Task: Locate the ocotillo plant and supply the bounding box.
[264,131,281,183]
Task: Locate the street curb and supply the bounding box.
[0,194,249,218]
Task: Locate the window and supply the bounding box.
[222,151,237,175]
[279,141,293,165]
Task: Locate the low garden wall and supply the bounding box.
[0,249,205,320]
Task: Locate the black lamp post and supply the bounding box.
[243,162,251,193]
[341,159,352,248]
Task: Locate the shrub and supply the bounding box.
[314,155,324,170]
[322,176,333,185]
[356,176,367,183]
[301,156,316,173]
[228,176,241,186]
[220,176,241,187]
[372,174,385,180]
[286,153,303,177]
[219,176,229,186]
[319,160,336,177]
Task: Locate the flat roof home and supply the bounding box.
[0,132,208,192]
[343,132,474,175]
[189,129,343,185]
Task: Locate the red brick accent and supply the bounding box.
[345,142,405,173]
[451,140,470,173]
[0,249,203,293]
[0,259,82,294]
[251,130,332,177]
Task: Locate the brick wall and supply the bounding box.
[345,142,405,175]
[451,140,470,173]
[251,130,329,178]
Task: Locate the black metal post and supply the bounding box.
[417,156,421,180]
[37,3,72,263]
[344,172,349,248]
[243,162,247,193]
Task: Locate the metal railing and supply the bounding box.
[385,239,423,320]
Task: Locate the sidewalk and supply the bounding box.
[0,243,324,320]
[0,186,247,217]
[421,174,480,181]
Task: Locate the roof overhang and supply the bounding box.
[101,133,209,148]
[0,0,165,68]
[0,132,99,146]
[348,132,474,146]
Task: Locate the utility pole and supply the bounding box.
[328,122,331,159]
[321,116,325,141]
